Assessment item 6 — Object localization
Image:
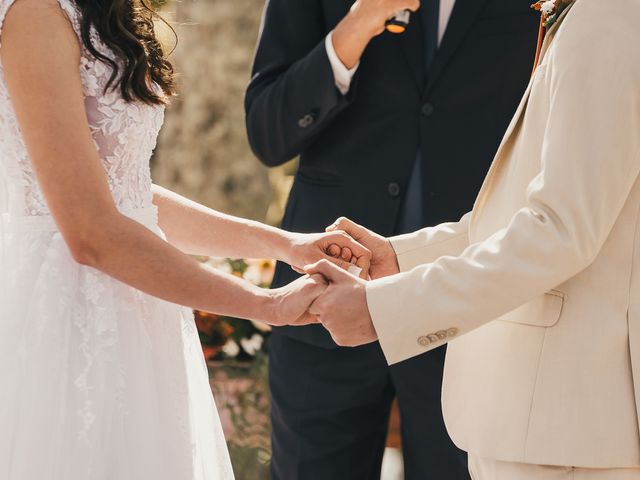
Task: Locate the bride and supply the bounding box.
[0,0,369,478]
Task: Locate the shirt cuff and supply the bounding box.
[325,31,359,95]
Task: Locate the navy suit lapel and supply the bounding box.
[424,0,488,95]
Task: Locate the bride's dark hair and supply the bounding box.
[75,0,176,105]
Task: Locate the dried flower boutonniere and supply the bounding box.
[532,0,574,29]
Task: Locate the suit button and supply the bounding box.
[298,114,315,128]
[421,103,435,117]
[388,182,401,198]
[427,334,440,343]
[418,336,430,347]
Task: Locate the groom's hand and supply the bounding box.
[286,231,371,279]
[326,218,399,279]
[304,260,378,347]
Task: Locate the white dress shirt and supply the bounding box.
[326,0,456,95]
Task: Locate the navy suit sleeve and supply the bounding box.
[245,0,355,167]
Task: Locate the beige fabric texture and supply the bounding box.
[469,455,640,480]
[366,0,640,469]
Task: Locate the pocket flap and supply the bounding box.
[497,290,566,328]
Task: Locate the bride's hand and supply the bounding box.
[266,274,328,326]
[284,231,372,279]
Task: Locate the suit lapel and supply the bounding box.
[469,2,577,225]
[470,78,536,219]
[395,11,426,91]
[424,0,488,95]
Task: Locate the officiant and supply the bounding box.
[245,0,538,478]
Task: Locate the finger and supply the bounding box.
[350,256,357,265]
[341,247,352,261]
[305,259,353,283]
[308,273,329,288]
[329,232,372,264]
[327,331,349,348]
[354,251,371,280]
[293,311,320,325]
[324,256,352,272]
[291,265,306,275]
[328,244,342,258]
[325,217,343,232]
[326,217,362,238]
[405,0,421,12]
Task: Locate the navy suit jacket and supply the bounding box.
[245,0,539,347]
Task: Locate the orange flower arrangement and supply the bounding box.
[532,0,574,28]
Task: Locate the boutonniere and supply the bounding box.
[532,0,574,29]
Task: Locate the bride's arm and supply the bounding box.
[151,184,369,272]
[0,0,329,325]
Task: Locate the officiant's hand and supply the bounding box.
[332,0,421,70]
[267,274,328,326]
[285,231,371,279]
[326,218,399,279]
[304,260,377,347]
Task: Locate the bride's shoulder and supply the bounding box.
[0,0,81,54]
[0,0,81,60]
[1,0,80,34]
[2,0,64,17]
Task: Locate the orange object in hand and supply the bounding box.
[385,10,410,34]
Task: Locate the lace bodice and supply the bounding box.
[0,0,164,217]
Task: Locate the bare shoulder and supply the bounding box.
[4,0,66,22]
[2,0,79,53]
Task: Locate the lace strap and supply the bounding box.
[55,0,82,40]
[0,0,81,48]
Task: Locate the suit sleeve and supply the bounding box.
[366,16,640,365]
[389,213,471,272]
[244,0,355,167]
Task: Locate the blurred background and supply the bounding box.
[151,1,402,478]
[152,0,295,227]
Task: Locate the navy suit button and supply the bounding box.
[298,114,315,128]
[421,103,435,117]
[388,182,401,198]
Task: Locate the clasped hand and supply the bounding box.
[273,218,400,347]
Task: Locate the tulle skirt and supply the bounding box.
[0,207,234,480]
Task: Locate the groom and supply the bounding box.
[306,0,640,479]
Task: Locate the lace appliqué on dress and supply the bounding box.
[0,0,164,217]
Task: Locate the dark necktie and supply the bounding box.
[423,0,441,71]
[396,0,441,234]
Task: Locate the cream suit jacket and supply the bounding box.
[366,0,640,469]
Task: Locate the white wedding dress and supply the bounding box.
[0,1,234,478]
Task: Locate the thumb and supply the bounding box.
[326,217,367,240]
[304,259,352,283]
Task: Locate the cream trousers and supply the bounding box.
[469,455,640,480]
